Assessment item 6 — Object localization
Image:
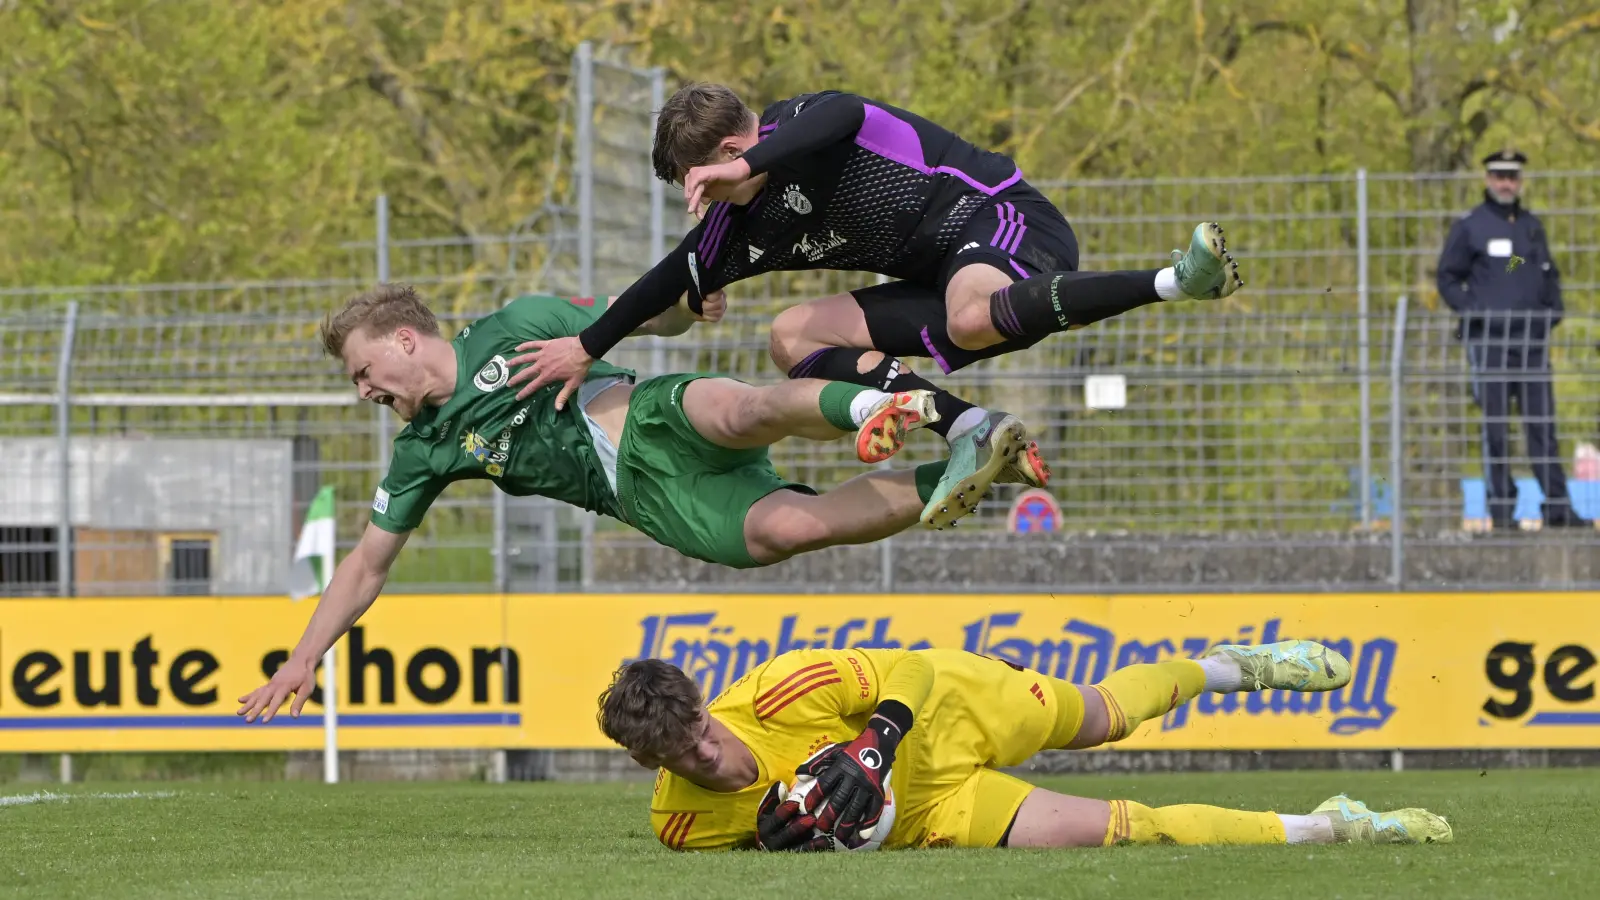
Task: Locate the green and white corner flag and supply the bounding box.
[290,485,337,601]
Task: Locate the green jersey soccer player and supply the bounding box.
[238,283,1036,724]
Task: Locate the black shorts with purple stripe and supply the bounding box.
[935,185,1080,289]
[849,183,1078,374]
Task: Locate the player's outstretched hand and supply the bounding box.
[755,781,831,852]
[682,159,752,215]
[802,726,894,846]
[506,336,593,408]
[236,656,316,724]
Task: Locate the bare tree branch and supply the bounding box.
[362,35,485,235]
[1228,22,1408,115]
[1486,70,1600,144]
[1545,10,1600,48]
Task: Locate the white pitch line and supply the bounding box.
[0,790,176,808]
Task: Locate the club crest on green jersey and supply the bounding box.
[473,355,510,392]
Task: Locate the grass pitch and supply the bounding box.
[1,768,1591,899]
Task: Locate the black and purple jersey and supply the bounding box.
[577,91,1046,360]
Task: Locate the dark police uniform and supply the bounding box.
[1435,149,1585,528]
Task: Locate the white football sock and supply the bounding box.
[1278,814,1335,844]
[848,389,895,427]
[1198,655,1244,693]
[945,407,989,443]
[1154,266,1184,300]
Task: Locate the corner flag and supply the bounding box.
[288,484,339,784]
[290,485,337,600]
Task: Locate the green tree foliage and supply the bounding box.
[2,0,1597,286]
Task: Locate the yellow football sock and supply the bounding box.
[1091,660,1207,741]
[1104,800,1287,846]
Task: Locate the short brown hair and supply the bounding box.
[596,659,703,758]
[319,283,440,358]
[652,83,756,185]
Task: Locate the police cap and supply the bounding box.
[1483,149,1527,173]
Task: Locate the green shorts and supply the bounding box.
[614,373,816,569]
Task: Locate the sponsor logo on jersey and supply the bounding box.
[372,487,390,515]
[462,431,491,461]
[784,184,812,215]
[793,229,847,262]
[462,429,512,478]
[473,355,510,392]
[846,655,871,698]
[960,242,979,253]
[749,246,765,263]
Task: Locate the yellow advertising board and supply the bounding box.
[0,596,521,752]
[3,593,1598,753]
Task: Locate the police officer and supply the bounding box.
[1436,149,1588,530]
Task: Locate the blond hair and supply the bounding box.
[319,283,440,358]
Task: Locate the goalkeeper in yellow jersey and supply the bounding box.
[597,642,1454,852]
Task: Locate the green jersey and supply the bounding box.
[370,294,634,533]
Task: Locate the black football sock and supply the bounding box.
[786,347,974,438]
[990,269,1164,341]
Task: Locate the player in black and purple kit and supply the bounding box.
[509,84,1243,528]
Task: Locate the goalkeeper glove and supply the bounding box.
[756,779,831,852]
[803,700,911,846]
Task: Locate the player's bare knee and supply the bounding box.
[768,306,815,373]
[946,302,995,351]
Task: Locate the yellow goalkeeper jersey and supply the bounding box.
[648,646,1069,852]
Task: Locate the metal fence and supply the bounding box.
[3,294,1597,596]
[2,45,1598,594]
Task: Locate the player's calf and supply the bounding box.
[1006,789,1451,849]
[1057,640,1353,750]
[946,223,1246,352]
[785,345,985,443]
[742,461,967,564]
[686,378,926,452]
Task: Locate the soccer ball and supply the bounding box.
[785,771,897,852]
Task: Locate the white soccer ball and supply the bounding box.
[786,772,897,852]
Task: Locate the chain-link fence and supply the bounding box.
[4,295,1596,596]
[3,44,1598,596]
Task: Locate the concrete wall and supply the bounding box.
[0,437,292,594]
